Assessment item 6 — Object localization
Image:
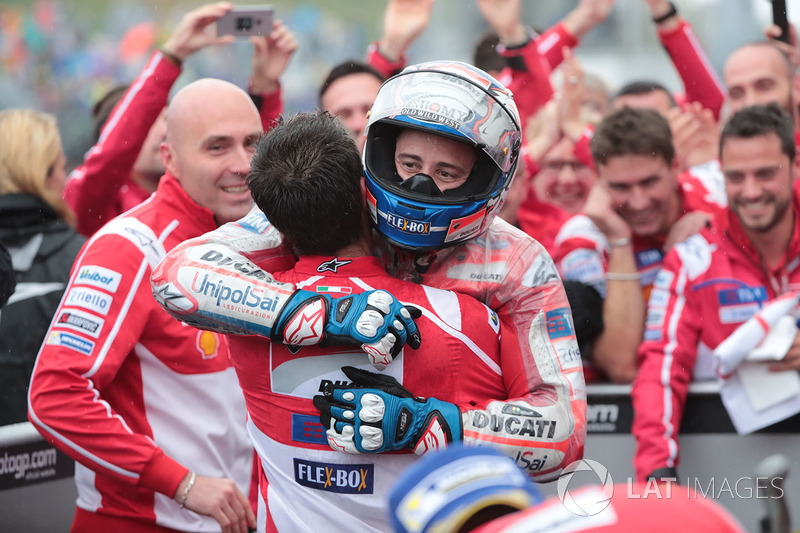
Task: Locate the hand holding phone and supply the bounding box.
[772,0,791,44]
[217,5,274,38]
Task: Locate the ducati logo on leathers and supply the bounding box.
[317,257,351,273]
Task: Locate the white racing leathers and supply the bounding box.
[151,206,586,481]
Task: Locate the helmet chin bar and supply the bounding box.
[399,174,444,197]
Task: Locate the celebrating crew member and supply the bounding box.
[152,61,586,484]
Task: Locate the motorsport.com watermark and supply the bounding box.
[556,459,785,517]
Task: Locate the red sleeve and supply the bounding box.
[459,235,586,481]
[631,249,701,481]
[535,23,578,71]
[572,127,595,172]
[366,42,406,79]
[522,146,541,179]
[658,19,725,120]
[497,39,554,130]
[28,234,188,497]
[64,51,179,237]
[256,85,283,131]
[516,189,569,253]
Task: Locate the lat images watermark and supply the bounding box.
[627,476,785,500]
[556,459,787,516]
[556,459,614,516]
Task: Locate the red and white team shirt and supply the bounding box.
[552,166,726,383]
[29,175,252,531]
[632,198,800,481]
[229,255,519,532]
[153,210,587,488]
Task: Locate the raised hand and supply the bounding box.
[667,102,719,170]
[583,181,632,243]
[378,0,436,61]
[162,2,237,62]
[563,0,616,39]
[249,20,299,94]
[476,0,526,46]
[765,22,800,71]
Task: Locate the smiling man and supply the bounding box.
[632,103,800,482]
[554,108,725,383]
[28,79,262,533]
[724,42,794,117]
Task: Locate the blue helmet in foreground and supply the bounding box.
[388,446,542,533]
[364,61,521,252]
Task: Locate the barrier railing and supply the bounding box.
[0,422,74,491]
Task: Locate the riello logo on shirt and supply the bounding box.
[293,458,374,494]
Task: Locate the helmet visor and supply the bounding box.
[367,69,520,174]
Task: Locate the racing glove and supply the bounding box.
[313,366,462,455]
[272,289,422,368]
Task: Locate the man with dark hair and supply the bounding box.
[153,61,586,491]
[249,112,368,255]
[232,110,534,531]
[89,85,129,144]
[610,80,679,116]
[318,60,385,153]
[472,31,508,77]
[633,104,800,483]
[319,61,385,104]
[554,107,725,382]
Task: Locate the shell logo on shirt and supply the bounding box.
[197,330,219,359]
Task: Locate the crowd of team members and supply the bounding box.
[2,0,799,531]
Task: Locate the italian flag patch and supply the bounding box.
[316,286,353,294]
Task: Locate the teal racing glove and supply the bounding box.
[313,366,462,455]
[273,289,421,368]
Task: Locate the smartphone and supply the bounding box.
[217,5,274,38]
[772,0,790,44]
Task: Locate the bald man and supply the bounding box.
[725,42,795,116]
[29,79,260,533]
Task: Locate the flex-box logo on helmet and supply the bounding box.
[385,212,431,235]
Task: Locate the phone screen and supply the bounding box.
[217,6,274,37]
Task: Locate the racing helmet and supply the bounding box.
[363,60,521,252]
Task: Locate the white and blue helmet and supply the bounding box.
[363,60,521,252]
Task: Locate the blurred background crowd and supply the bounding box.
[0,0,793,170]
